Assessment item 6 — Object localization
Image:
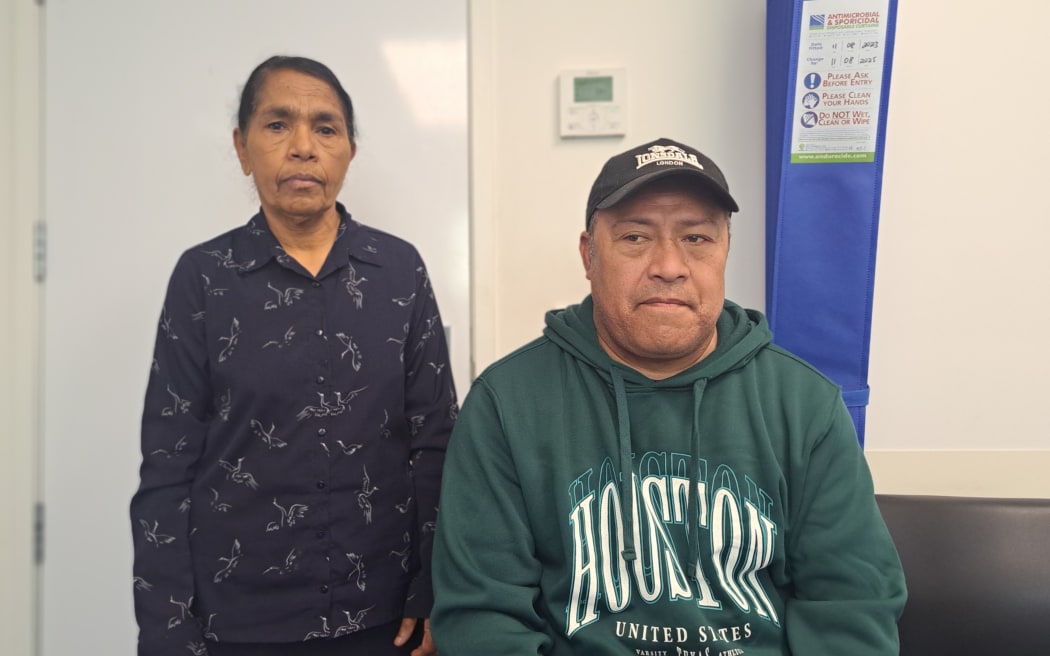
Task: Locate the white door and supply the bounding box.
[43,2,469,654]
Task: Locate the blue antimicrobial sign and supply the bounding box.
[766,0,898,445]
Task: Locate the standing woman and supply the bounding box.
[131,56,456,656]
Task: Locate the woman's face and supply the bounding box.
[233,68,354,227]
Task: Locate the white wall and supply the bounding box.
[863,1,1050,496]
[471,0,1050,496]
[865,1,1050,451]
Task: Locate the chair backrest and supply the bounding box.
[876,494,1050,656]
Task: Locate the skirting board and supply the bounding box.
[864,449,1050,498]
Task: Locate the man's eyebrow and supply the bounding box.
[610,215,723,228]
[609,217,657,227]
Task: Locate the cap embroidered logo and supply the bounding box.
[634,144,705,171]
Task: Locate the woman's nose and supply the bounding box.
[289,125,317,160]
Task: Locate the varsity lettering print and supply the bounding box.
[565,452,779,643]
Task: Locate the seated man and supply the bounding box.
[432,138,905,655]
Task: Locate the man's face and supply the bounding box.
[580,178,731,379]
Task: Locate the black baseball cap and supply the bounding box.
[585,137,739,226]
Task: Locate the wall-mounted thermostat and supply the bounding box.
[559,68,626,138]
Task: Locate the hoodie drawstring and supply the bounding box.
[610,368,637,562]
[611,368,709,574]
[688,378,708,575]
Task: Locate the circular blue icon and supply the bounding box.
[804,73,822,89]
[802,92,820,109]
[801,112,819,128]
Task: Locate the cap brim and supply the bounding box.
[596,168,740,214]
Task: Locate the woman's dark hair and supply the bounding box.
[237,55,357,140]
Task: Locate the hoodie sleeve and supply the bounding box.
[431,378,552,655]
[783,396,907,655]
[130,255,210,655]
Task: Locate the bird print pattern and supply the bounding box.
[295,387,367,421]
[131,207,457,647]
[344,261,367,309]
[217,389,232,422]
[345,552,367,592]
[334,608,373,636]
[202,248,255,272]
[151,434,187,458]
[209,487,231,513]
[217,318,240,363]
[249,419,287,449]
[139,519,176,548]
[160,306,179,341]
[263,281,304,310]
[356,467,379,524]
[262,548,300,576]
[218,458,259,490]
[201,274,227,297]
[186,642,209,656]
[262,325,296,350]
[168,595,195,629]
[335,332,363,370]
[161,386,192,417]
[266,498,308,532]
[212,540,242,583]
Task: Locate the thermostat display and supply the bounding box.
[560,68,626,138]
[574,76,613,103]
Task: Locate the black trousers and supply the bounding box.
[205,620,422,656]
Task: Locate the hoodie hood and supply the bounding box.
[542,296,772,566]
[543,295,771,387]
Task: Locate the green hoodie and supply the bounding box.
[433,298,905,655]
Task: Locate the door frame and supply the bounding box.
[0,0,43,655]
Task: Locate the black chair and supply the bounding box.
[876,494,1050,656]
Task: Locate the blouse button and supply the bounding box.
[317,428,327,437]
[316,375,326,384]
[320,585,329,593]
[316,481,326,490]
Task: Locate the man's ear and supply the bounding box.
[579,230,593,280]
[232,128,251,176]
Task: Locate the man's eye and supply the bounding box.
[266,121,285,131]
[318,126,336,136]
[623,234,644,242]
[684,234,710,243]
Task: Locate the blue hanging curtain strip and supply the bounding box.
[766,0,898,445]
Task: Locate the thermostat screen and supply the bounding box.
[574,76,613,103]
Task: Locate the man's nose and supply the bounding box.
[648,239,689,281]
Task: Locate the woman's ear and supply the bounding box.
[232,128,251,176]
